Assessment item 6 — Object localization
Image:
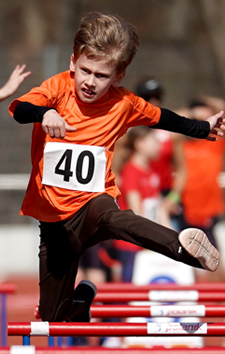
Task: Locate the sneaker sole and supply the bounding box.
[178,228,219,272]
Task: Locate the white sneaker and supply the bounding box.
[178,228,219,272]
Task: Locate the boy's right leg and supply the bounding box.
[38,221,79,321]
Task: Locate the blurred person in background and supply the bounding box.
[175,97,225,348]
[176,98,225,282]
[0,64,31,103]
[76,242,114,285]
[114,126,172,282]
[135,78,186,231]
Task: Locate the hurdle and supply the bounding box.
[0,283,16,346]
[34,304,225,320]
[34,304,225,348]
[7,321,225,345]
[1,346,225,354]
[94,291,225,303]
[91,304,225,318]
[96,282,225,292]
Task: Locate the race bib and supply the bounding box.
[42,142,106,192]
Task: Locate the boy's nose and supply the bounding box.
[86,75,95,88]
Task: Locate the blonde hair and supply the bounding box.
[73,12,140,74]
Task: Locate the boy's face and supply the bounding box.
[70,53,124,104]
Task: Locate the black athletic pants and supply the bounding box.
[38,194,203,321]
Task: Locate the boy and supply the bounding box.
[9,12,224,323]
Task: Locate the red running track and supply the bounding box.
[7,322,225,337]
[91,304,225,318]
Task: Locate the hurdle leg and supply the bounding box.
[57,337,62,346]
[48,336,54,346]
[23,335,30,345]
[1,293,6,346]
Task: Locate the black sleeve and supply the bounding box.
[151,108,210,139]
[13,102,57,124]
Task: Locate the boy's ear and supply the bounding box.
[113,72,125,87]
[70,54,76,72]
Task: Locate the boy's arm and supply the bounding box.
[14,101,76,138]
[152,108,225,140]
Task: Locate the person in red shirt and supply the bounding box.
[135,78,186,229]
[9,12,224,323]
[115,126,171,281]
[118,127,161,218]
[176,98,225,286]
[180,99,225,248]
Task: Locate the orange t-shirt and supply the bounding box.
[9,71,161,222]
[182,138,225,226]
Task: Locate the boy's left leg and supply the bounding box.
[64,194,219,272]
[178,228,219,271]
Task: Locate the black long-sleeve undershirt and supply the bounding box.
[13,102,56,124]
[13,102,210,139]
[152,108,210,139]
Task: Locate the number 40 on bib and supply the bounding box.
[42,142,106,192]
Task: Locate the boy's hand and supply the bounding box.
[42,110,76,138]
[206,111,225,141]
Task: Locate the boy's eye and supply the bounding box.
[96,73,108,79]
[82,68,90,74]
[81,68,108,79]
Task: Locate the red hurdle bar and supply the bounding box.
[35,304,225,320]
[96,282,225,292]
[91,304,225,318]
[94,291,225,303]
[0,283,16,347]
[1,347,225,354]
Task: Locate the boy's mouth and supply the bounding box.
[82,88,96,98]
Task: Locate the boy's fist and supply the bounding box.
[42,109,76,138]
